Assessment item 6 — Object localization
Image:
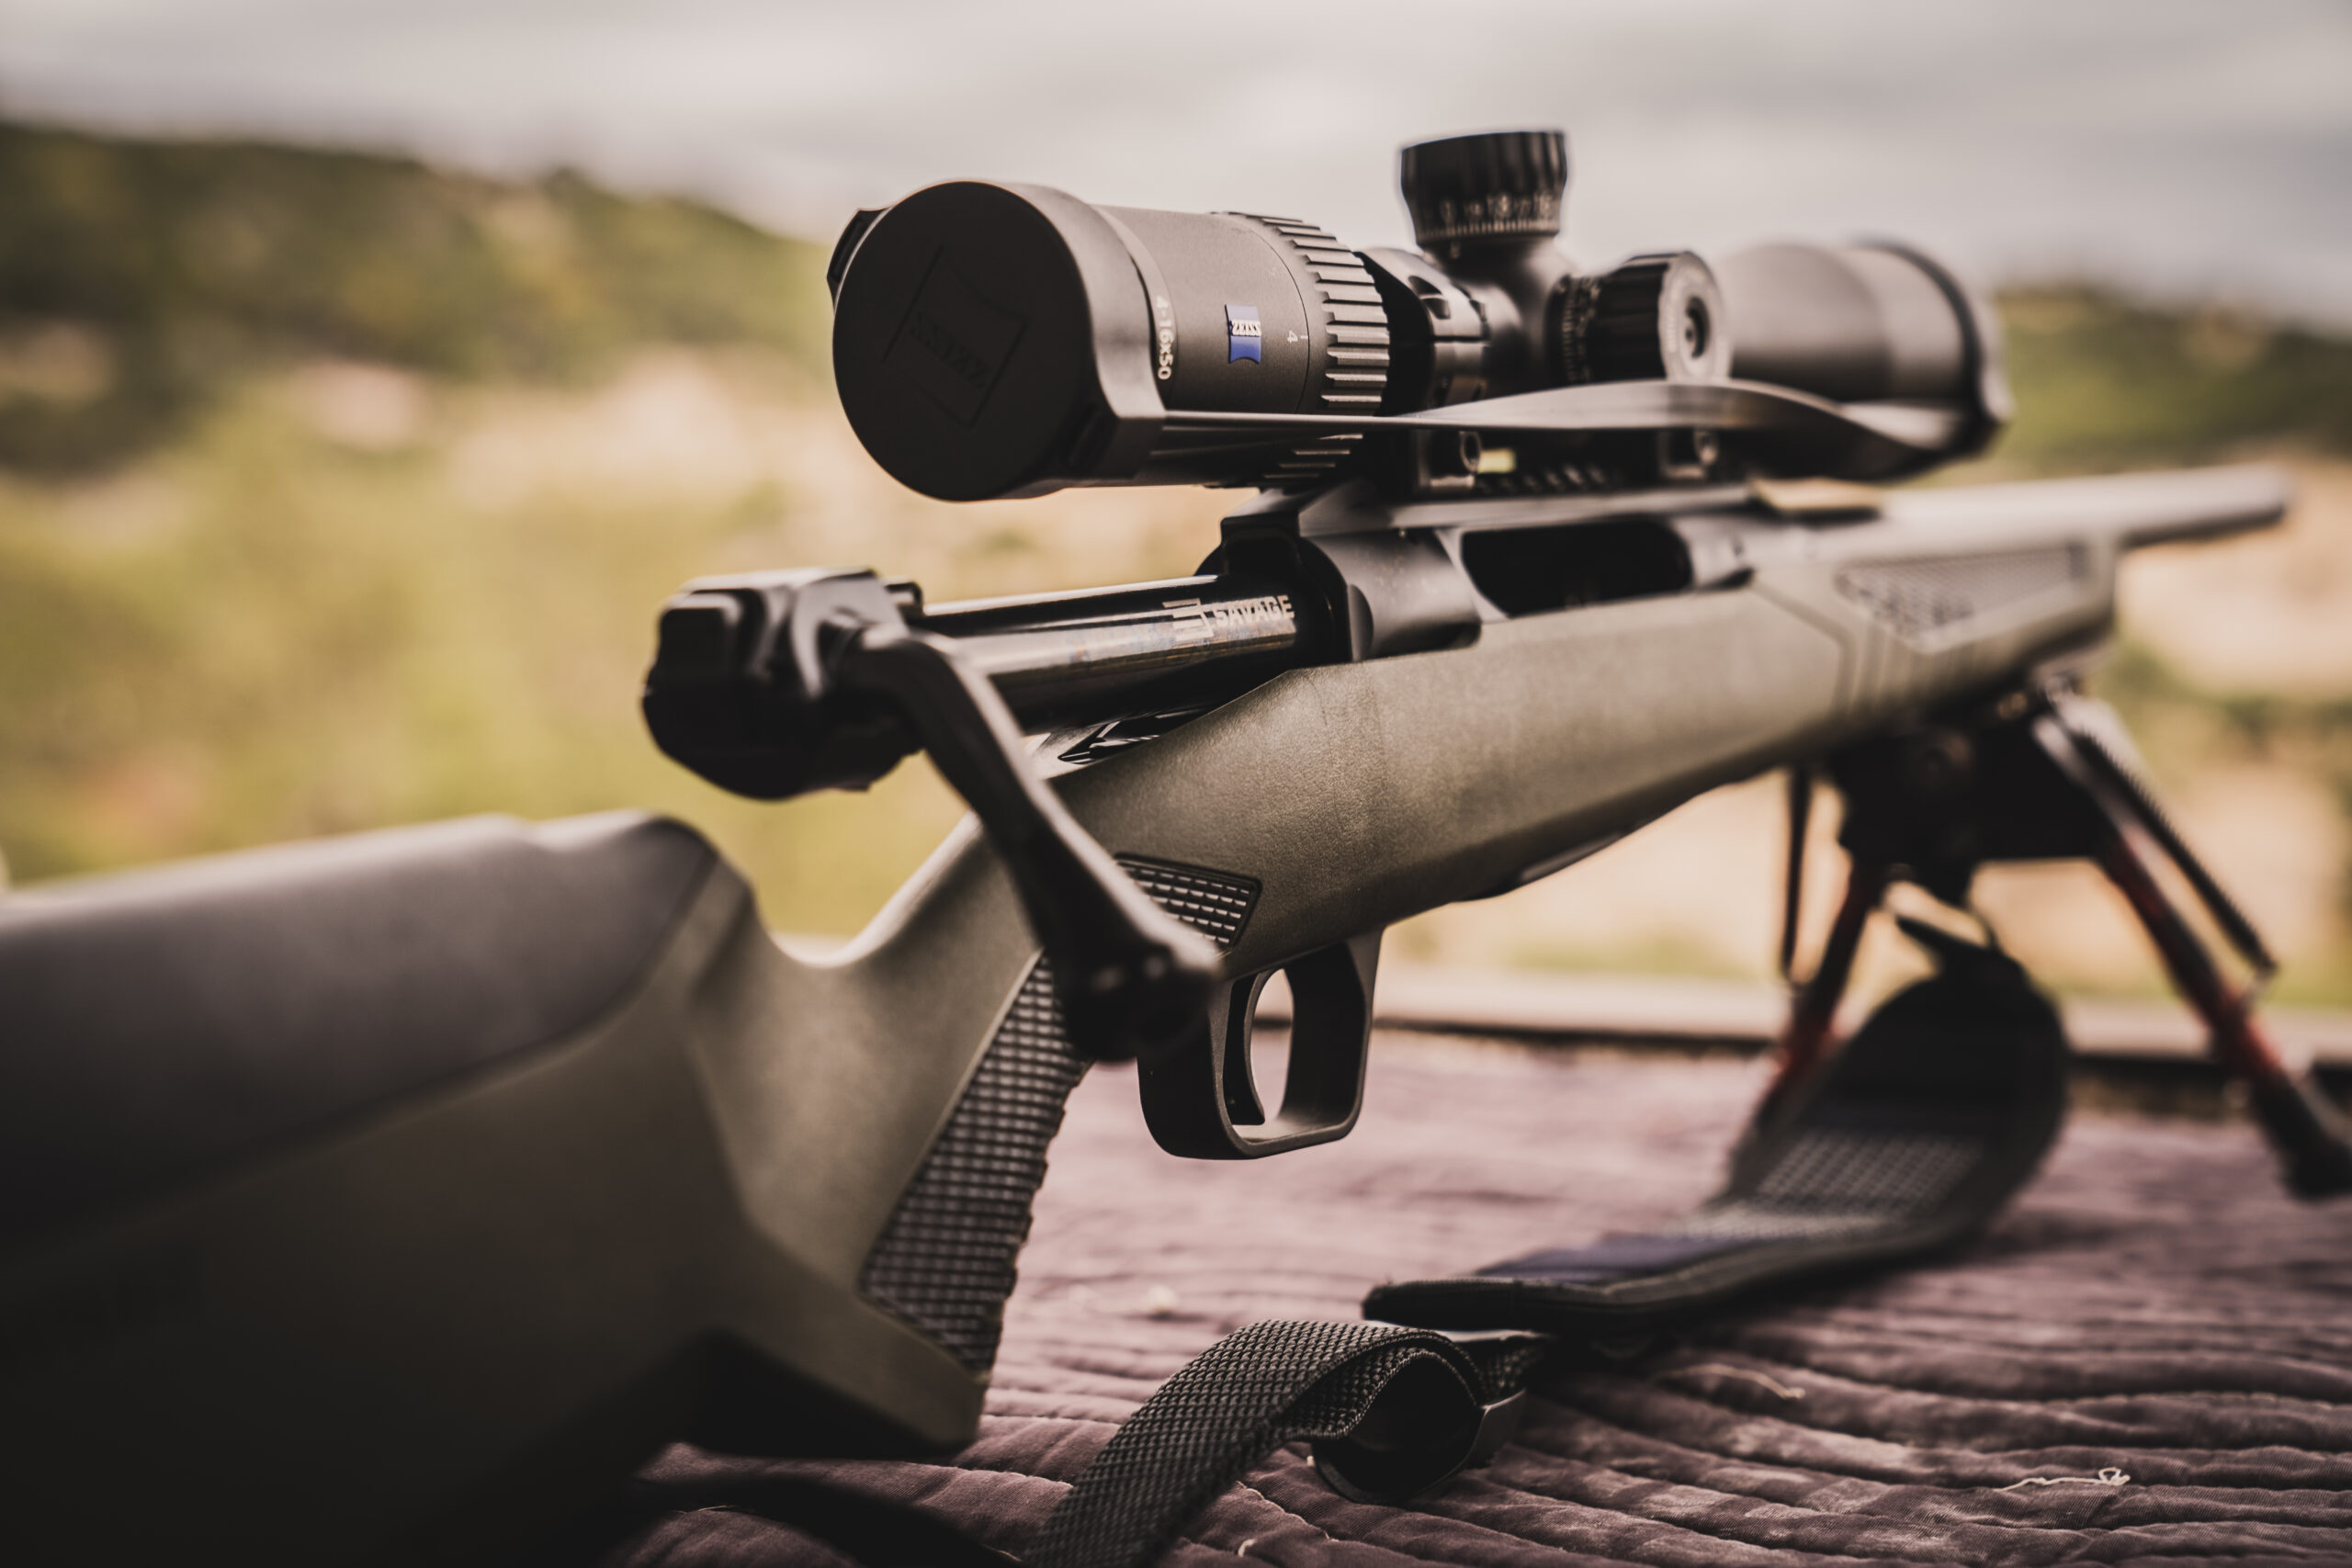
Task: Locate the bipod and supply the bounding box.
[1771,681,2352,1200]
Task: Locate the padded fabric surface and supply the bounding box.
[625,1035,2352,1565]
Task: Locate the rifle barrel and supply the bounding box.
[915,575,1311,728]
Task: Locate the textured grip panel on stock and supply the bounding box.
[858,859,1258,1372]
[1831,547,2087,644]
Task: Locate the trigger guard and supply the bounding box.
[1136,930,1380,1159]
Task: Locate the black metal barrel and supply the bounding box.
[914,573,1311,729]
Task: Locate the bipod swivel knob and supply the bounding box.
[643,569,1221,1060]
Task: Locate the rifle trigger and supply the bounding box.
[1138,931,1380,1159]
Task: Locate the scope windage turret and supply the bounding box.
[827,130,2006,502]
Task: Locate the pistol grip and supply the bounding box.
[1137,931,1380,1158]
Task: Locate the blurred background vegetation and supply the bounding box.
[6,120,2352,1001]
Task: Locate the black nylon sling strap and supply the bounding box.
[1023,1320,1551,1568]
[1018,929,2067,1567]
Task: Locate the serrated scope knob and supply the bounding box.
[1399,130,1567,250]
[1566,252,1732,384]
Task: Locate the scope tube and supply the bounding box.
[829,135,2004,503]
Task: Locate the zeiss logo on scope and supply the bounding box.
[1226,304,1262,364]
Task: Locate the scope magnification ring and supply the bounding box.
[1223,213,1392,486]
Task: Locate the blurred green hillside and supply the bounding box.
[0,121,1225,931]
[1991,288,2352,469]
[5,118,2352,966]
[0,120,831,472]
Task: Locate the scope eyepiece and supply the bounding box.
[827,130,2007,502]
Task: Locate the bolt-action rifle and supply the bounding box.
[2,131,2340,1563]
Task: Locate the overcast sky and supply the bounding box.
[5,0,2349,323]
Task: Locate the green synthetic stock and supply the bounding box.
[0,465,2288,1563]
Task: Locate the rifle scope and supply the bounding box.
[827,130,2006,502]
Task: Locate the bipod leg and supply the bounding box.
[1777,766,1814,987]
[1764,856,1894,1114]
[2034,710,2352,1198]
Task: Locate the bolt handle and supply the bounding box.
[643,569,1220,1058]
[841,624,1221,1059]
